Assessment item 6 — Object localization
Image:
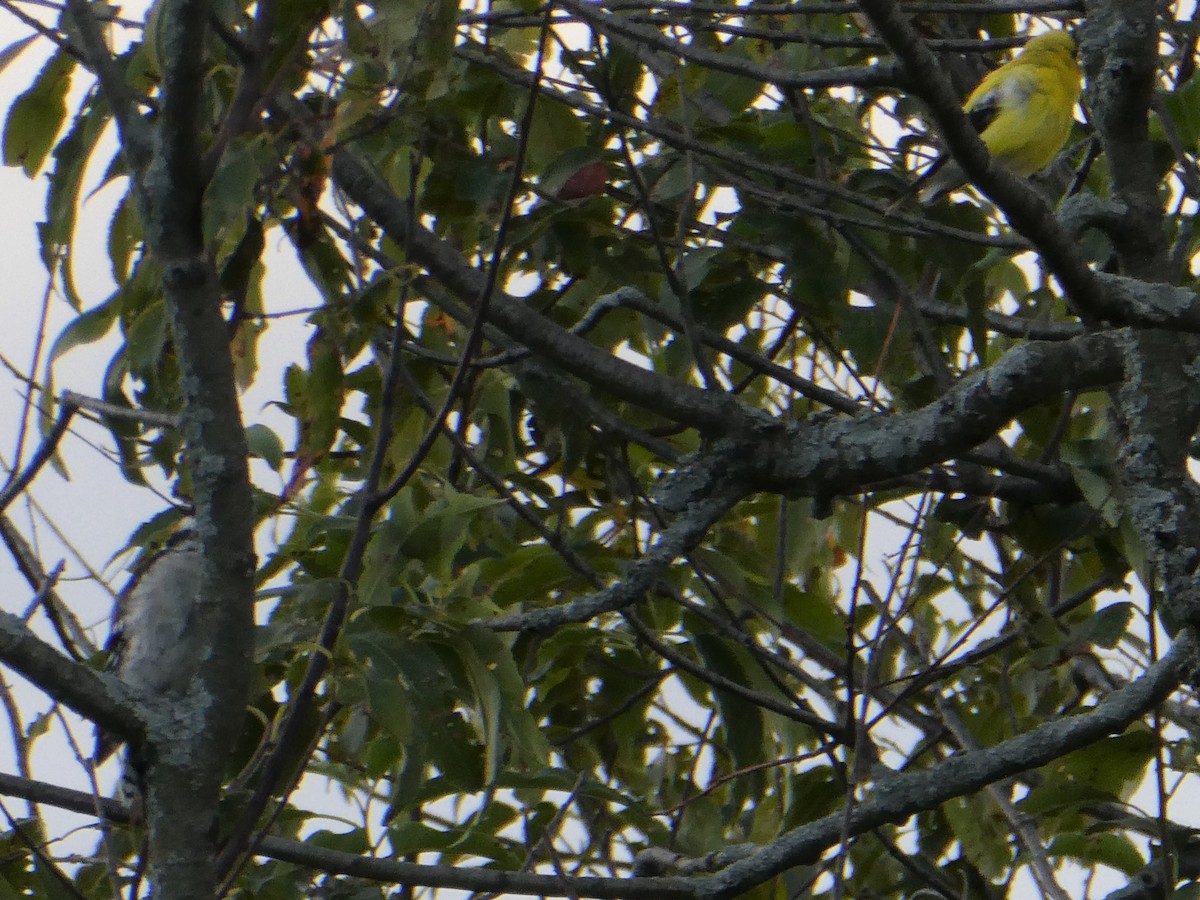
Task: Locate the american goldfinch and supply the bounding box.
[916,30,1082,205]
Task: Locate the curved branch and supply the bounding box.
[0,401,75,515]
[483,486,743,632]
[741,330,1124,497]
[693,631,1195,899]
[624,611,849,740]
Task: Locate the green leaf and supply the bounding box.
[0,34,37,80]
[387,820,517,864]
[3,52,73,177]
[363,675,411,745]
[349,617,486,795]
[107,191,141,283]
[31,856,78,900]
[458,625,551,768]
[0,876,22,900]
[394,487,504,580]
[40,89,110,307]
[692,633,765,773]
[441,629,504,784]
[942,795,1010,880]
[204,139,263,250]
[526,97,586,171]
[1067,459,1121,526]
[650,157,692,202]
[48,296,119,364]
[1047,831,1144,875]
[359,0,458,98]
[481,543,575,609]
[304,828,369,856]
[1052,728,1158,802]
[246,423,286,471]
[1160,80,1200,149]
[1072,602,1135,649]
[124,298,169,375]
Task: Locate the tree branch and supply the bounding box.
[725,330,1124,499]
[0,612,139,744]
[1079,1,1164,277]
[0,772,697,899]
[277,98,762,436]
[79,0,259,893]
[63,0,152,169]
[693,631,1195,899]
[483,485,744,632]
[557,0,907,92]
[854,0,1115,323]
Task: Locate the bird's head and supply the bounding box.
[1019,29,1077,60]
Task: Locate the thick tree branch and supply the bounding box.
[1111,331,1200,630]
[71,0,258,894]
[0,612,139,744]
[660,330,1123,506]
[1080,1,1164,277]
[257,834,695,900]
[147,0,209,256]
[1084,8,1200,631]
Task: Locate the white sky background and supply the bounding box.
[0,4,1193,898]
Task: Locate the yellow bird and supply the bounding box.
[916,30,1082,205]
